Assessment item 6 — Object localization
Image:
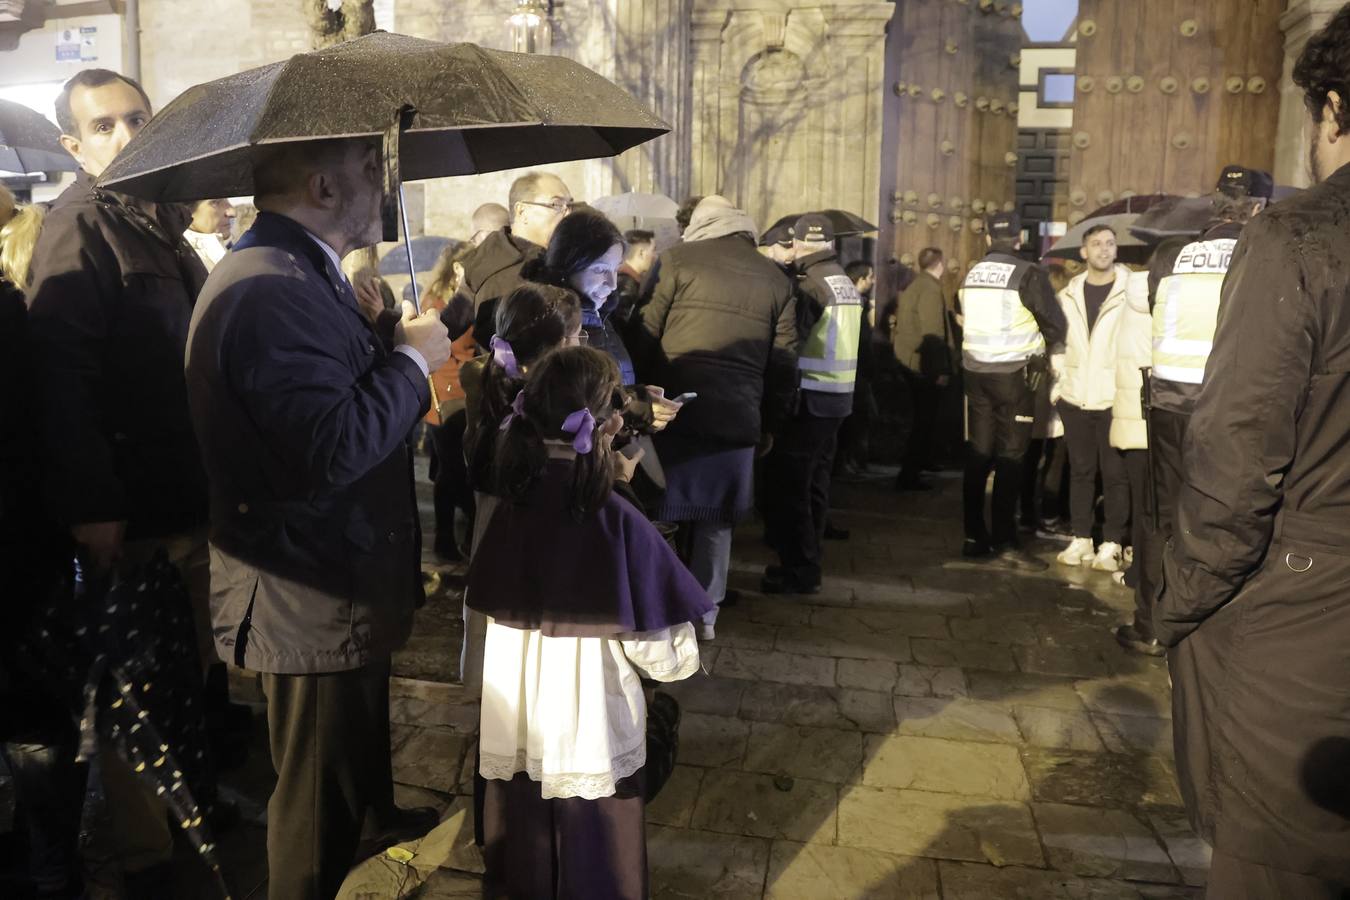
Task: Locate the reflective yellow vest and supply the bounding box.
[799,273,863,394]
[960,253,1044,365]
[1152,238,1236,385]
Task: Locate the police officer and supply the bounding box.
[762,214,863,594]
[959,211,1066,570]
[1115,165,1271,657]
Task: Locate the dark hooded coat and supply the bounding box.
[1157,163,1350,879]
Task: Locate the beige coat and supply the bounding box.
[1109,270,1152,450]
[892,270,951,374]
[1051,265,1132,411]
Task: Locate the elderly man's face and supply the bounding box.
[333,143,384,251]
[191,199,235,239]
[61,80,151,177]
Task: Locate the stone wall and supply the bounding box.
[1276,0,1348,188]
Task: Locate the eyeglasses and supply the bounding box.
[520,198,575,215]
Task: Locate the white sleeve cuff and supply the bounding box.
[394,344,430,378]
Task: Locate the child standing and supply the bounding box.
[467,346,712,899]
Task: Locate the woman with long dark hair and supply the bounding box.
[467,346,710,899]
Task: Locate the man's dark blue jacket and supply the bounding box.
[186,212,428,674]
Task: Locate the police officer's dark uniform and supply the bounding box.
[959,212,1066,568]
[1116,166,1272,656]
[762,214,863,594]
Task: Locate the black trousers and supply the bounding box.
[1057,401,1130,544]
[1206,848,1350,900]
[836,376,877,471]
[1151,407,1188,549]
[262,657,393,900]
[764,412,845,583]
[1122,448,1163,639]
[899,366,939,482]
[428,410,474,551]
[963,369,1033,547]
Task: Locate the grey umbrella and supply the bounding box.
[0,98,78,174]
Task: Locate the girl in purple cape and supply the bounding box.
[467,346,713,899]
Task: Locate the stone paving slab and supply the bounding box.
[964,669,1087,710]
[1147,809,1213,887]
[837,786,1043,866]
[646,765,705,828]
[678,713,750,768]
[1093,712,1175,756]
[738,680,897,733]
[1033,802,1179,882]
[712,647,839,688]
[937,861,1201,899]
[764,842,940,899]
[742,722,864,783]
[863,735,1031,800]
[948,615,1040,645]
[1013,704,1106,752]
[690,769,838,843]
[775,624,913,663]
[1021,748,1183,809]
[391,728,471,794]
[809,607,952,639]
[893,697,1023,744]
[662,672,748,718]
[911,638,1018,672]
[649,825,771,899]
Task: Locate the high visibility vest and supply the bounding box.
[1152,238,1235,385]
[960,253,1044,364]
[798,271,863,394]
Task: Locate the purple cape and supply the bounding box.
[466,462,715,637]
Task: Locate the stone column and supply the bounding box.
[689,10,728,198]
[823,4,894,231]
[1276,0,1345,188]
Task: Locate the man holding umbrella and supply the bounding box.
[186,137,450,899]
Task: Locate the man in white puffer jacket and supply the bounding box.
[1051,225,1133,571]
[1109,271,1165,655]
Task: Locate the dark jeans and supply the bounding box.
[1122,448,1163,639]
[1151,407,1188,549]
[963,369,1034,547]
[428,411,474,551]
[1057,401,1130,544]
[836,376,877,471]
[764,412,845,583]
[1021,437,1068,525]
[262,657,393,900]
[899,366,939,482]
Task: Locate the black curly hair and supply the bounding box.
[1294,4,1350,134]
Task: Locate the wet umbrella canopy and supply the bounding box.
[96,32,669,201]
[0,98,78,174]
[767,208,878,238]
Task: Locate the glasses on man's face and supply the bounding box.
[521,198,574,216]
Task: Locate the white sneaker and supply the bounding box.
[1057,536,1095,566]
[698,622,716,641]
[1092,541,1123,572]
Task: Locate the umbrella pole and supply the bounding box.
[398,181,442,419]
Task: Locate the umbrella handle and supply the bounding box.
[393,181,440,414]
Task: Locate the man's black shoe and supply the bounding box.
[961,538,993,559]
[759,573,821,595]
[992,546,1049,572]
[1114,623,1166,658]
[433,535,464,563]
[824,524,851,541]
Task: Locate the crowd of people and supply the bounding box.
[3,7,1350,898]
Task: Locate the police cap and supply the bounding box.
[791,213,834,243]
[1216,165,1274,200]
[759,222,793,247]
[987,211,1022,240]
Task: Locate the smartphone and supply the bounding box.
[671,392,698,404]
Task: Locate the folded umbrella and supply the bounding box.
[0,98,78,174]
[1043,212,1151,265]
[768,208,878,238]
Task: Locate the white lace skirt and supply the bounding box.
[478,620,656,800]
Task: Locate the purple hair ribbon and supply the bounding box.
[499,390,527,432]
[490,335,521,378]
[561,408,597,454]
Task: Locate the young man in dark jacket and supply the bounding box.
[462,170,572,345]
[1156,13,1350,893]
[25,69,219,887]
[638,197,798,638]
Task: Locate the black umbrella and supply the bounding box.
[96,32,667,202]
[768,208,878,238]
[0,98,78,174]
[1128,195,1215,243]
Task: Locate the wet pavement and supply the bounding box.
[9,459,1206,898]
